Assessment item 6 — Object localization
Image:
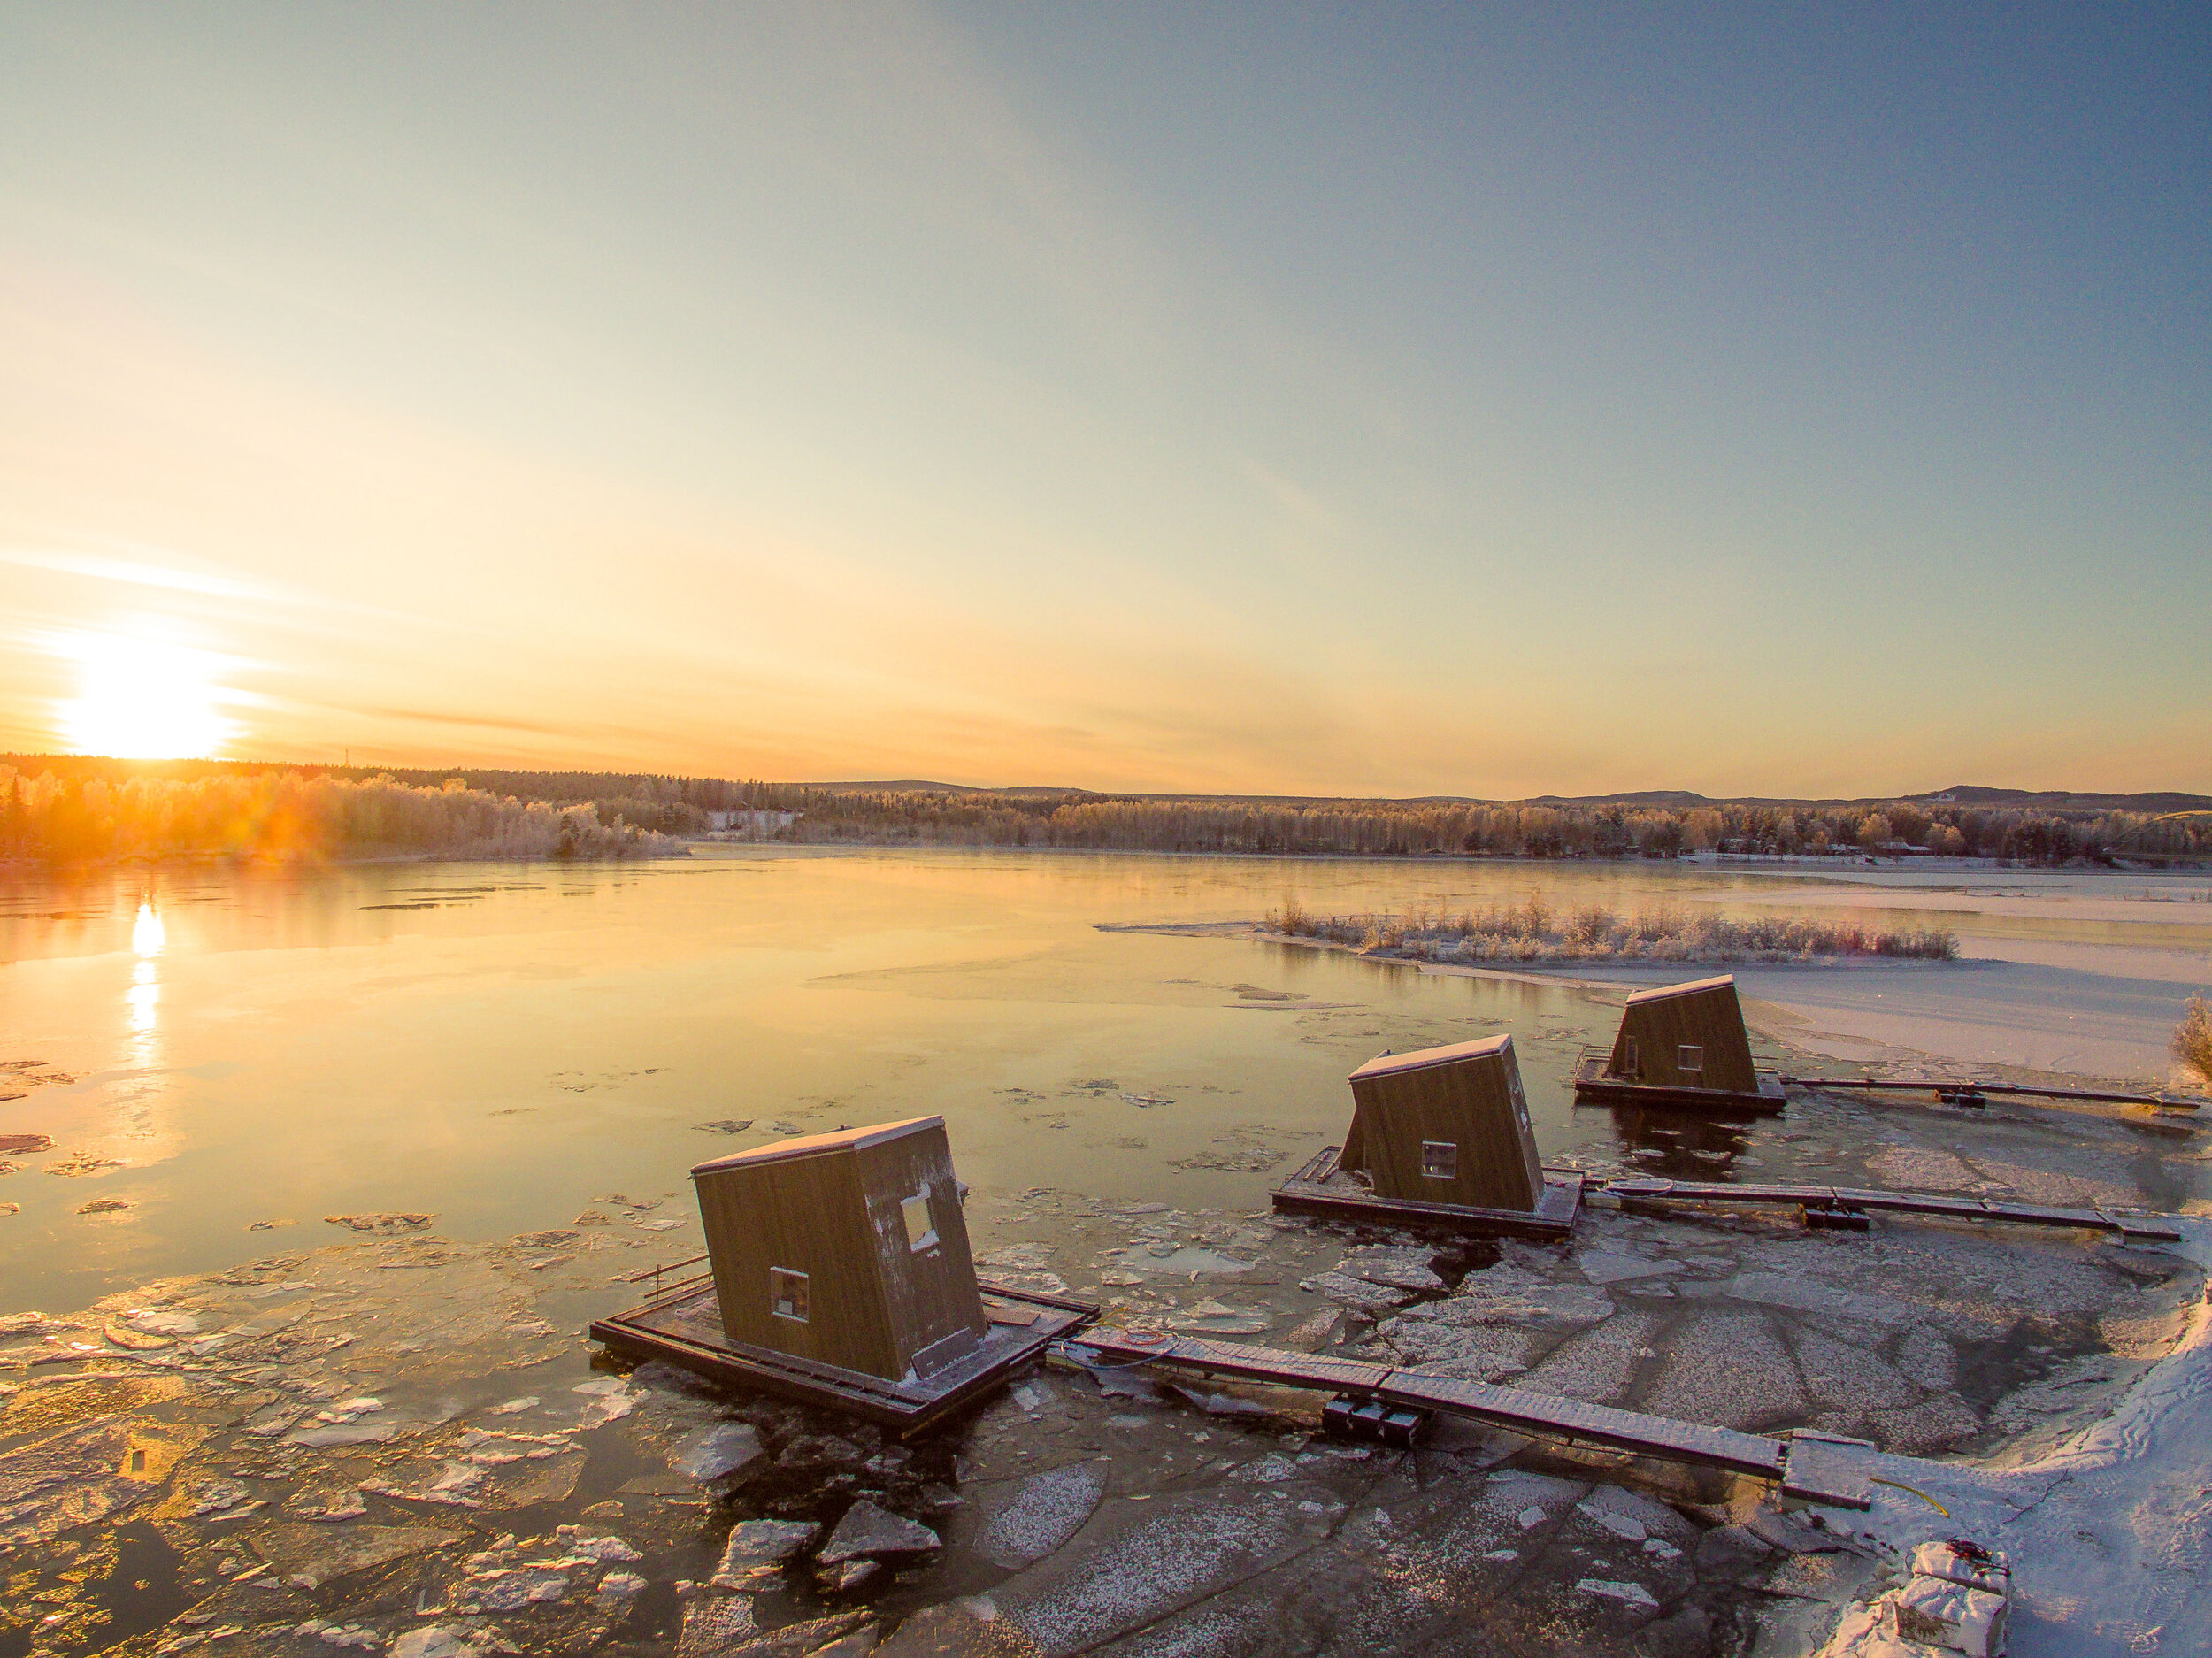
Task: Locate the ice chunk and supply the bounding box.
[594,1571,647,1606]
[710,1518,820,1587]
[1334,1247,1444,1293]
[975,1459,1109,1568]
[1577,1501,1646,1543]
[1577,1577,1660,1609]
[1576,1253,1683,1286]
[816,1498,941,1563]
[670,1420,763,1483]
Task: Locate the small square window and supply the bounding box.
[769,1267,810,1323]
[1678,1044,1704,1071]
[1420,1140,1458,1179]
[902,1192,939,1253]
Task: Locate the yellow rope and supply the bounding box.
[1870,1476,1952,1518]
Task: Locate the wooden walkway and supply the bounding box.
[1571,1050,1787,1114]
[1779,1074,2197,1111]
[1601,1176,2184,1242]
[1271,1148,1582,1240]
[590,1278,1096,1437]
[1072,1326,1870,1509]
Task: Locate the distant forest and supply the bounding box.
[2,756,2206,865]
[736,786,2210,866]
[0,761,687,863]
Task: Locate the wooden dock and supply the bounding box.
[590,1276,1097,1437]
[1571,1049,1787,1114]
[1071,1327,1871,1509]
[1778,1074,2199,1112]
[1271,1147,1583,1240]
[1601,1176,2184,1242]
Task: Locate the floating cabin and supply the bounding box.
[1572,974,1786,1112]
[589,1117,1094,1433]
[1272,1033,1582,1238]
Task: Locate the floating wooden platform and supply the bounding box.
[590,1278,1097,1437]
[1271,1147,1583,1240]
[1572,1050,1787,1114]
[1071,1327,1870,1510]
[1601,1176,2184,1243]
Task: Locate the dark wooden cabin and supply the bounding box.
[1340,1035,1545,1210]
[690,1116,989,1384]
[1275,1033,1580,1235]
[1572,974,1785,1111]
[1608,975,1758,1092]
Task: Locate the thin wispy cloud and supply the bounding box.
[0,544,288,604]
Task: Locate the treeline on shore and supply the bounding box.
[5,755,2205,866]
[0,765,687,863]
[735,785,2208,866]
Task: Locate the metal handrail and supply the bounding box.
[626,1252,710,1301]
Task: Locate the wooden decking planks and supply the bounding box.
[1271,1148,1582,1240]
[1376,1371,1784,1478]
[1778,1439,1875,1510]
[1086,1332,1392,1393]
[1780,1074,2192,1110]
[1075,1324,1870,1508]
[1601,1176,2184,1242]
[590,1279,1096,1436]
[1571,1051,1787,1114]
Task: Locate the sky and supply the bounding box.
[1,4,2206,799]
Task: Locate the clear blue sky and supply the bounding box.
[2,4,2204,794]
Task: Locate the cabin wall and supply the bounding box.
[694,1151,904,1379]
[1609,985,1759,1093]
[854,1128,987,1378]
[1347,1047,1543,1210]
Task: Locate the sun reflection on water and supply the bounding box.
[127,900,163,1070]
[132,901,166,957]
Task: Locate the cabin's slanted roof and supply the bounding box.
[691,1115,943,1178]
[1349,1033,1513,1083]
[1623,974,1737,1007]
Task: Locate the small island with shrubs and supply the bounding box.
[1263,894,1960,965]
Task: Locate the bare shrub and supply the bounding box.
[1280,900,1956,964]
[2174,994,2212,1086]
[1569,905,1613,945]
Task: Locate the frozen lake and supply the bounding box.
[2,848,2206,1313]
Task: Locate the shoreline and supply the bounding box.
[710,839,2203,873]
[6,838,2207,874]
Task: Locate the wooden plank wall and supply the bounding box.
[855,1127,987,1378]
[1609,981,1759,1094]
[1347,1042,1544,1210]
[694,1149,905,1380]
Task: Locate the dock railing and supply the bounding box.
[626,1252,712,1305]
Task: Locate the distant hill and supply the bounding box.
[9,756,2207,816]
[803,781,2212,814]
[1525,790,1716,808]
[1910,785,2212,814]
[802,779,989,794]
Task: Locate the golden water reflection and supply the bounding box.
[127,899,164,1066]
[132,900,167,957]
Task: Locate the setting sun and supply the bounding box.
[57,629,239,760]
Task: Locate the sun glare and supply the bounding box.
[58,630,241,759]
